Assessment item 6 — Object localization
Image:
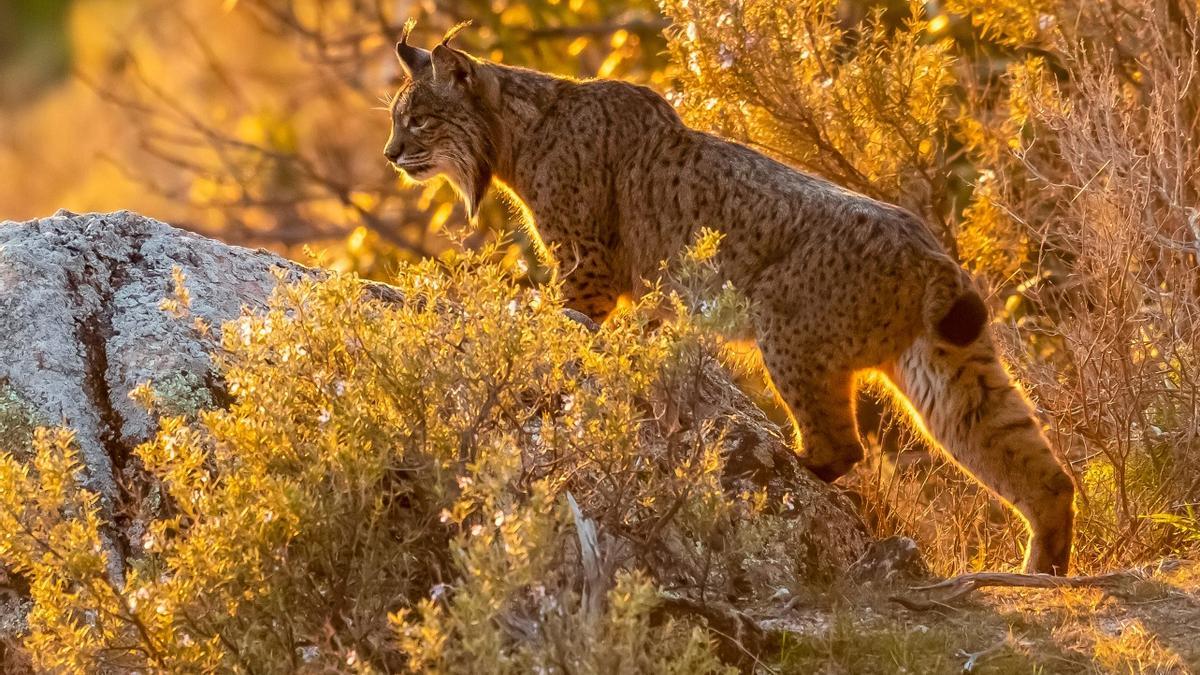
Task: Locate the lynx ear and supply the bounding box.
[395,20,431,79]
[431,43,476,87]
[396,42,432,79]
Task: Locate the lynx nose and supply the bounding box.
[384,138,408,164]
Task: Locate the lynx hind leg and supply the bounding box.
[760,345,865,482]
[887,334,1075,574]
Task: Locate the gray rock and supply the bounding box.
[0,211,304,574]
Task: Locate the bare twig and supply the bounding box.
[892,559,1183,611]
[959,636,1010,672]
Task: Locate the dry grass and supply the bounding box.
[775,561,1200,673]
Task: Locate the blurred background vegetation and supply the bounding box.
[0,0,671,276]
[1,0,1198,575]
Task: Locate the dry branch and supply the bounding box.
[891,558,1184,611]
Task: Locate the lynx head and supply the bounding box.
[384,21,500,218]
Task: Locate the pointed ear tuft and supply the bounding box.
[398,18,417,46]
[440,20,472,47]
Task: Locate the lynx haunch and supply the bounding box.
[383,26,1075,574]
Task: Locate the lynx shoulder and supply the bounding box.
[384,27,1075,574]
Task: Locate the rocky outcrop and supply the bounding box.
[0,210,301,510]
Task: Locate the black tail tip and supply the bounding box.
[935,291,987,346]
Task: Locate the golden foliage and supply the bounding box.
[662,0,956,225]
[0,243,759,672]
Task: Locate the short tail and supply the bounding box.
[923,257,987,347]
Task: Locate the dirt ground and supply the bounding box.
[764,559,1200,673]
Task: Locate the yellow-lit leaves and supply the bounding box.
[957,172,1027,280]
[946,0,1057,47]
[662,0,956,212]
[0,430,128,672]
[2,243,743,670]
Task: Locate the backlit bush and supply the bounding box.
[0,241,789,672]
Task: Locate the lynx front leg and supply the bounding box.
[759,333,865,481]
[555,239,621,322]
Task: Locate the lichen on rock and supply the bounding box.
[0,382,40,461]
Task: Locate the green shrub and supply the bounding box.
[0,243,761,673]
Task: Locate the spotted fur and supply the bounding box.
[384,33,1075,573]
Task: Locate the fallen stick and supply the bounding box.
[891,558,1183,611]
[958,636,1010,672]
